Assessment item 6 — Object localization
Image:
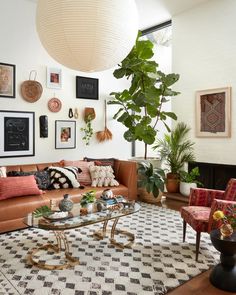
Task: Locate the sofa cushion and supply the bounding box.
[46,166,83,189]
[0,167,6,178]
[89,165,119,187]
[84,157,115,168]
[7,170,50,190]
[63,160,94,186]
[0,175,43,200]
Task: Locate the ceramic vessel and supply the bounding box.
[59,194,73,212]
[179,182,197,196]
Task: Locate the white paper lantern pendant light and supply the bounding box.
[36,0,139,72]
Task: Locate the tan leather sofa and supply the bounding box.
[0,159,137,233]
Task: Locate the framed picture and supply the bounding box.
[47,67,62,89]
[196,87,231,137]
[76,76,98,100]
[0,63,15,98]
[0,110,35,158]
[55,120,76,149]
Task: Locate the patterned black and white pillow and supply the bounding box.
[45,166,83,189]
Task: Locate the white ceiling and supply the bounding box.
[136,0,211,30]
[28,0,211,30]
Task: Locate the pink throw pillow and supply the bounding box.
[0,175,43,200]
[63,160,94,185]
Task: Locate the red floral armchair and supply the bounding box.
[180,178,236,261]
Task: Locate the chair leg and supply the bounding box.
[183,220,186,242]
[196,232,201,262]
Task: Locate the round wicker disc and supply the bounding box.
[21,80,43,102]
[48,97,62,112]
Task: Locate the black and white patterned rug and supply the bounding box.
[0,203,219,295]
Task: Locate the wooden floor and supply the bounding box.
[156,196,235,295]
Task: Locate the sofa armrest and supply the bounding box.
[189,188,225,207]
[114,160,137,200]
[208,199,236,232]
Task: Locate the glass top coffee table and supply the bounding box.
[24,202,140,270]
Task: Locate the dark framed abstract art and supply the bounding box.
[76,76,98,100]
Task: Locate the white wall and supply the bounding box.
[0,0,133,166]
[172,0,236,165]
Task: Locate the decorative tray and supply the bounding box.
[43,211,73,221]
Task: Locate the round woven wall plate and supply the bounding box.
[48,97,62,112]
[21,80,43,102]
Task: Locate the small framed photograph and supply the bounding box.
[0,63,16,98]
[47,67,62,89]
[0,110,35,158]
[196,87,231,137]
[55,120,76,149]
[76,76,98,100]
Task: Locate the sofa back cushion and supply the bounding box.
[0,175,43,200]
[63,160,94,185]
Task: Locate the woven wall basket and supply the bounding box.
[21,70,43,102]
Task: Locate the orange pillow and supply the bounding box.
[0,175,43,200]
[63,160,94,185]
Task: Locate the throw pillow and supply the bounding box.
[89,165,119,187]
[63,160,94,186]
[46,166,83,189]
[0,175,43,200]
[7,170,50,190]
[0,167,6,178]
[84,157,115,168]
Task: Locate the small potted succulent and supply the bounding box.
[179,167,202,196]
[80,190,96,213]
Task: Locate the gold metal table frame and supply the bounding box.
[24,203,140,270]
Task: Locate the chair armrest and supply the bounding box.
[113,160,137,200]
[189,188,225,207]
[208,199,236,232]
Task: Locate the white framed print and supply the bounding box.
[55,120,76,149]
[47,67,62,89]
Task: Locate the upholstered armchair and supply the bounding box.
[180,178,236,261]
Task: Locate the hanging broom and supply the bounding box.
[96,100,113,142]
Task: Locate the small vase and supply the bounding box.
[220,223,233,238]
[59,194,73,212]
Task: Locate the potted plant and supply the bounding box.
[81,108,96,145]
[153,122,195,193]
[137,161,165,203]
[108,32,180,160]
[80,190,96,213]
[179,167,202,196]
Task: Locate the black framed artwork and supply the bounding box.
[76,76,99,100]
[0,63,16,98]
[0,110,35,158]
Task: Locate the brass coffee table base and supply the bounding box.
[94,217,135,249]
[29,231,80,270]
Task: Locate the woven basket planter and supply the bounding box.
[138,188,162,204]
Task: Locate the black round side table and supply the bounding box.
[210,229,236,292]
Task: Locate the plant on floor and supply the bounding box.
[153,122,195,192]
[108,31,180,159]
[137,161,165,198]
[179,167,202,185]
[80,190,96,207]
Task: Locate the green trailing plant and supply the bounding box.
[153,122,195,175]
[137,161,165,198]
[108,31,180,159]
[33,205,52,218]
[80,190,96,207]
[180,167,202,186]
[81,114,94,145]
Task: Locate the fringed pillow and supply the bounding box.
[46,166,83,189]
[89,165,119,187]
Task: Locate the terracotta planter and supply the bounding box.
[166,173,179,193]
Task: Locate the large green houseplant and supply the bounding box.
[153,122,196,193]
[108,32,180,160]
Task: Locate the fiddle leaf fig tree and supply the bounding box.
[108,32,180,159]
